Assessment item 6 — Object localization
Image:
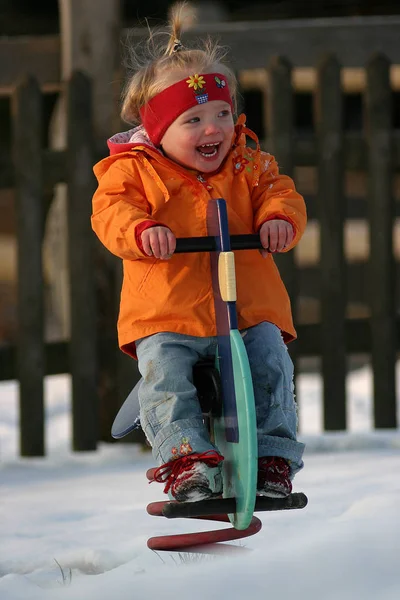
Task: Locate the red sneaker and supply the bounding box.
[152,451,224,503]
[257,456,292,498]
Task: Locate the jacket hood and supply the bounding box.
[107,125,161,156]
[100,115,261,190]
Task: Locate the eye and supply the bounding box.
[186,116,200,124]
[219,109,231,117]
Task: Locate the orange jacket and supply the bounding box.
[92,115,307,358]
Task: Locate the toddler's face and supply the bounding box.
[160,100,234,173]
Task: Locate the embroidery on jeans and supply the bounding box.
[180,437,193,455]
[171,437,193,459]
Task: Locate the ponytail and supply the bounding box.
[121,2,237,124]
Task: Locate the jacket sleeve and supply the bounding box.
[251,153,307,252]
[91,158,160,260]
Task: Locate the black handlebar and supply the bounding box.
[174,234,263,254]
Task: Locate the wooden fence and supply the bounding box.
[3,72,98,455]
[1,53,399,455]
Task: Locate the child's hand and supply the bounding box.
[141,226,176,259]
[259,219,294,257]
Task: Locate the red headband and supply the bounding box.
[139,73,233,146]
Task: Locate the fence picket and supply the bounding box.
[365,54,397,428]
[66,71,98,450]
[315,55,347,430]
[265,56,300,393]
[12,76,45,456]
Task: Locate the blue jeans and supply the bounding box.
[136,322,304,477]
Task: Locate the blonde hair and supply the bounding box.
[121,2,238,125]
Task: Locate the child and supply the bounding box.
[91,4,307,503]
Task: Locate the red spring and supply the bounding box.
[146,501,262,550]
[146,463,262,551]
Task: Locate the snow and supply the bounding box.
[1,364,400,600]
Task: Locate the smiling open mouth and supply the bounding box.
[197,143,220,158]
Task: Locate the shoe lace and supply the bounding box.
[152,450,224,495]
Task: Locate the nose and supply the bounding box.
[204,119,220,136]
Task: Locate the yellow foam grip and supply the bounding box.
[218,251,237,302]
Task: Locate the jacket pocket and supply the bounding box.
[137,260,158,296]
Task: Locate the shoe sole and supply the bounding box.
[256,489,291,499]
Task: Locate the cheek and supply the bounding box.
[181,134,198,150]
[224,123,235,140]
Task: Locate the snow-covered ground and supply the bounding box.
[1,364,400,600]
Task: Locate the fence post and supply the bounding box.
[66,71,98,450]
[315,55,346,430]
[12,76,45,456]
[265,56,300,387]
[365,54,397,428]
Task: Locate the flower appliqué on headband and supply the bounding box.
[186,74,205,91]
[187,74,209,104]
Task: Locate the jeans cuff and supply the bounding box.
[154,417,218,464]
[258,436,305,477]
